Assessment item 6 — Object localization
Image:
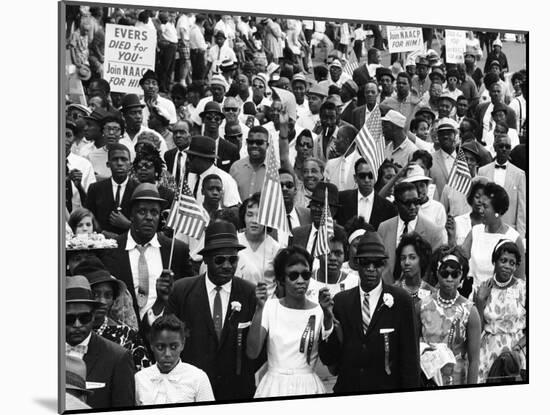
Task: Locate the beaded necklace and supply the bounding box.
[436,290,459,309]
[493,274,514,289]
[96,317,109,336]
[401,279,420,298]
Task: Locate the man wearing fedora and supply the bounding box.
[290,181,345,251]
[339,79,358,125]
[411,56,431,98]
[318,231,421,393]
[119,93,167,161]
[207,30,237,79]
[100,183,193,332]
[197,101,240,172]
[378,181,446,283]
[376,67,395,103]
[65,355,92,410]
[80,108,108,159]
[336,158,397,230]
[85,143,137,235]
[185,135,241,208]
[65,275,135,409]
[166,221,260,401]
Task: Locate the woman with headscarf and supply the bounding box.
[474,240,526,383]
[419,245,481,386]
[247,246,334,397]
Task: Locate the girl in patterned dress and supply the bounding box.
[419,246,481,385]
[474,240,526,383]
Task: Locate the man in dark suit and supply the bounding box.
[339,80,358,125]
[377,181,447,283]
[86,143,138,235]
[336,158,397,229]
[200,101,239,173]
[164,119,192,188]
[65,275,135,410]
[101,183,193,333]
[351,80,380,130]
[319,231,421,393]
[291,181,345,250]
[166,222,259,401]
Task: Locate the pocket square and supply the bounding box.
[238,321,252,329]
[222,160,231,165]
[380,328,395,334]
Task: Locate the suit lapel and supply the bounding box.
[435,151,449,179]
[197,275,217,340]
[218,278,241,349]
[347,287,364,339]
[83,333,101,375]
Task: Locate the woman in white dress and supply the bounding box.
[462,182,525,291]
[246,246,335,398]
[446,180,486,247]
[235,193,281,298]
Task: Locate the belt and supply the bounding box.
[268,367,314,375]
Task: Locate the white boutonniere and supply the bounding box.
[383,293,394,308]
[231,301,242,312]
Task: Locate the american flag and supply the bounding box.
[343,50,359,77]
[313,187,334,257]
[257,137,289,233]
[448,147,473,195]
[166,181,208,239]
[355,105,385,180]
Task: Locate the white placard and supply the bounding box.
[445,29,466,64]
[387,26,424,53]
[104,24,157,94]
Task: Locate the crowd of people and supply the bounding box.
[64,5,527,411]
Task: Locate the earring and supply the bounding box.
[495,213,500,218]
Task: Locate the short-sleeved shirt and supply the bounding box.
[229,157,266,201]
[384,138,418,168]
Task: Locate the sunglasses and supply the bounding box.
[66,312,94,326]
[287,270,312,281]
[298,142,313,148]
[204,114,222,122]
[280,181,295,189]
[356,172,374,180]
[356,258,385,268]
[223,107,239,112]
[246,139,267,146]
[439,269,461,279]
[136,161,154,170]
[399,198,422,207]
[213,255,239,266]
[497,144,512,150]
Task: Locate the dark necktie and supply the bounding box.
[287,213,293,232]
[115,184,121,208]
[213,286,223,340]
[193,174,201,198]
[66,160,73,212]
[362,292,371,333]
[495,164,507,169]
[175,152,182,186]
[402,221,409,239]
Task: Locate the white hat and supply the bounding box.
[436,117,459,132]
[329,59,343,68]
[493,38,503,48]
[402,164,433,183]
[381,110,407,128]
[210,74,229,91]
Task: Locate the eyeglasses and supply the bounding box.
[223,107,239,112]
[280,181,295,189]
[66,312,94,325]
[497,144,512,150]
[204,114,222,122]
[136,161,154,170]
[399,198,422,207]
[213,255,239,265]
[246,139,267,146]
[356,258,385,268]
[356,172,374,180]
[439,269,461,279]
[286,270,312,281]
[103,126,121,133]
[298,142,313,148]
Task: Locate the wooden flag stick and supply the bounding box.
[168,174,186,271]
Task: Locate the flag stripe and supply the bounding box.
[343,50,359,77]
[166,181,208,239]
[355,105,385,180]
[448,148,473,195]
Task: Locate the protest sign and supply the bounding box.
[387,26,424,53]
[104,24,157,94]
[445,30,466,63]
